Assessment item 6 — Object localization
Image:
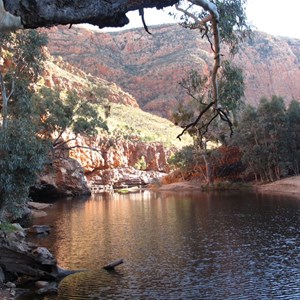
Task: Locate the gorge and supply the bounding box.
[45,24,300,119]
[1,17,300,300]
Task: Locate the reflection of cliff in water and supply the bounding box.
[28,191,300,299]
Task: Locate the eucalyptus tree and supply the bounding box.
[286,100,300,175]
[173,60,245,182]
[234,96,292,182]
[0,30,48,220]
[37,87,108,159]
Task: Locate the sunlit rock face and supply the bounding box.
[46,25,300,118]
[32,133,172,196]
[40,47,140,108]
[67,134,171,174]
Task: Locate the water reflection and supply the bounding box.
[28,191,300,299]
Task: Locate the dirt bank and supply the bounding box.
[255,176,300,196]
[156,176,300,197]
[156,180,203,191]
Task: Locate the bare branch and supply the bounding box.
[175,3,200,26]
[0,72,14,129]
[199,112,218,135]
[139,8,151,35]
[217,108,233,136]
[3,0,178,30]
[59,144,101,153]
[53,137,77,149]
[177,101,215,140]
[188,0,219,21]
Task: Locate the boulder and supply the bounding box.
[27,225,51,235]
[31,157,91,199]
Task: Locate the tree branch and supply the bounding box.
[59,144,101,153]
[177,101,215,140]
[3,0,178,30]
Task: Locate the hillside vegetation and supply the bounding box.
[105,103,192,148]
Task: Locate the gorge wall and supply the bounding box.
[45,24,300,119]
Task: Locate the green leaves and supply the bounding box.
[216,0,250,53]
[37,87,108,149]
[0,30,48,220]
[175,60,244,146]
[234,96,300,181]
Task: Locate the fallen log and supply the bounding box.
[103,259,124,271]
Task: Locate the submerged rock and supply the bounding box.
[36,281,58,295]
[27,225,51,235]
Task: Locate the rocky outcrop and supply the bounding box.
[64,133,172,189]
[89,167,165,191]
[45,25,300,118]
[31,133,172,195]
[68,134,171,174]
[31,157,91,199]
[0,224,80,297]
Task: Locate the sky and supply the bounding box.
[102,0,300,39]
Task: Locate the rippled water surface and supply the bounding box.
[26,191,300,299]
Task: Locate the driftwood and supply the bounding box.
[103,259,124,271]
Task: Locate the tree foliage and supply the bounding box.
[0,30,48,220]
[175,0,250,53]
[36,87,108,157]
[233,96,300,182]
[174,60,244,144]
[0,30,108,220]
[173,60,244,183]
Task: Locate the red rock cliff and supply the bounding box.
[45,24,300,118]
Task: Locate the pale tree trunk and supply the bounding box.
[0,72,14,130]
[202,152,214,185]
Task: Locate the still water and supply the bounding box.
[27,190,300,299]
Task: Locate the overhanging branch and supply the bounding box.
[3,0,178,30]
[175,0,221,139]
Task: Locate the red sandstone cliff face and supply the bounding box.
[45,24,300,118]
[42,48,139,108]
[61,133,171,174]
[61,133,172,189]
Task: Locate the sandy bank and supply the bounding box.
[256,176,300,196]
[156,176,300,197]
